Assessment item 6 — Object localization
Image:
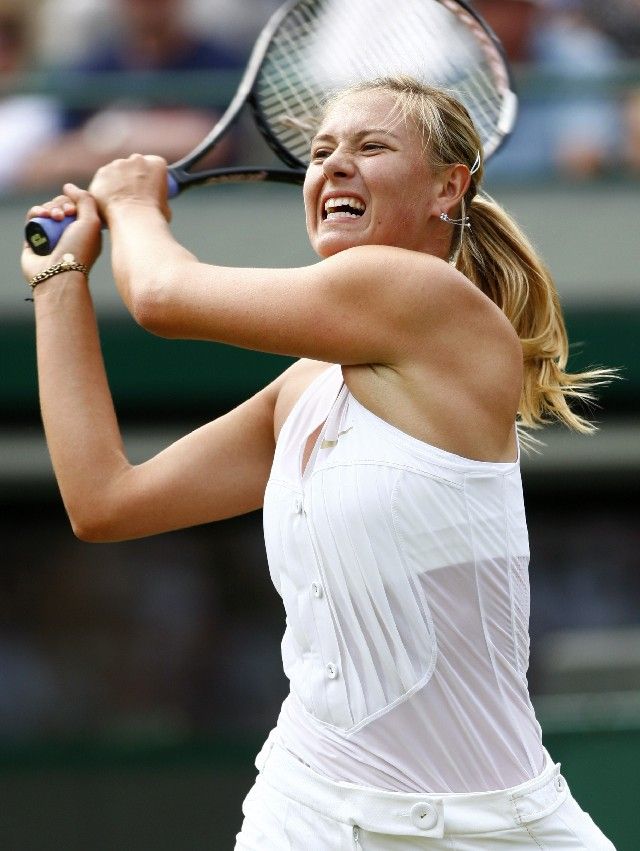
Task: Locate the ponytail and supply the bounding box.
[457,194,613,434]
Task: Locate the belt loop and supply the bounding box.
[512,764,568,826]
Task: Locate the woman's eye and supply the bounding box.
[363,142,385,152]
[311,148,331,160]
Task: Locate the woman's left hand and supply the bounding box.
[22,184,102,284]
[88,153,172,224]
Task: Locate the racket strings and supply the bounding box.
[254,0,512,165]
[259,6,325,153]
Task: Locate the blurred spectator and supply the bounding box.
[581,0,640,59]
[475,0,625,181]
[19,0,243,191]
[624,89,640,172]
[0,0,60,194]
[37,0,281,65]
[188,0,282,56]
[37,0,113,67]
[580,0,640,174]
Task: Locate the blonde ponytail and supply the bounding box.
[457,194,613,433]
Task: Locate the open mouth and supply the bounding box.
[323,196,366,221]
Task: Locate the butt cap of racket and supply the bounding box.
[25,217,73,257]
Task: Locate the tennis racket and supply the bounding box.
[25,0,517,256]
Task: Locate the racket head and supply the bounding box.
[248,0,517,172]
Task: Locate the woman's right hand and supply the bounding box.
[21,183,102,284]
[88,154,171,224]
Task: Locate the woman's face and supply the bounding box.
[303,89,441,259]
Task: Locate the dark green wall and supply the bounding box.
[0,727,636,850]
[2,306,637,420]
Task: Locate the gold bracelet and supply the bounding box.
[28,253,89,292]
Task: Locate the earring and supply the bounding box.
[440,211,470,228]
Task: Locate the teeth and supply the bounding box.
[324,196,365,213]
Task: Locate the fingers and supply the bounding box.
[63,183,101,222]
[88,153,171,222]
[26,194,77,223]
[23,181,103,271]
[90,152,167,188]
[26,152,171,240]
[26,185,100,227]
[62,182,84,201]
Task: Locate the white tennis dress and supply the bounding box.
[262,363,545,794]
[237,363,614,848]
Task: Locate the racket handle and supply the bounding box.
[25,173,181,256]
[167,171,180,199]
[25,216,74,256]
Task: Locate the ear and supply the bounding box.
[433,164,471,216]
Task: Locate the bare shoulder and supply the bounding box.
[322,243,457,297]
[262,248,522,462]
[337,248,523,462]
[322,244,503,331]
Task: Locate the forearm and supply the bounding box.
[34,272,130,538]
[106,200,198,324]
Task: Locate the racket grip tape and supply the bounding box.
[25,172,181,256]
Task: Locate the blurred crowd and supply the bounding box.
[0,509,288,740]
[0,0,280,194]
[1,0,640,196]
[475,0,640,181]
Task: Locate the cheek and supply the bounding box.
[380,192,424,229]
[376,166,428,219]
[399,177,434,223]
[302,176,319,228]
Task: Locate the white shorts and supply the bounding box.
[235,734,615,850]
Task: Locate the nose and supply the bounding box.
[322,146,355,180]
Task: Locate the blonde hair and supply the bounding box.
[322,76,614,434]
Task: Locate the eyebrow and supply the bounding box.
[310,128,401,146]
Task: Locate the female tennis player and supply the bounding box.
[22,77,615,849]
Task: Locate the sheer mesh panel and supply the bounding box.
[511,555,531,678]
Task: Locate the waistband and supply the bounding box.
[255,733,568,839]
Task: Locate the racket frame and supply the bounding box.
[26,0,517,255]
[169,0,307,192]
[169,0,517,191]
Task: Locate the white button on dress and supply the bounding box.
[410,801,438,830]
[326,663,338,679]
[311,582,323,598]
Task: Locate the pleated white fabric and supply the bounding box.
[262,364,544,793]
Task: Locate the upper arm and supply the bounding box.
[79,376,282,542]
[135,245,463,367]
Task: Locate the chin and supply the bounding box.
[313,232,367,258]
